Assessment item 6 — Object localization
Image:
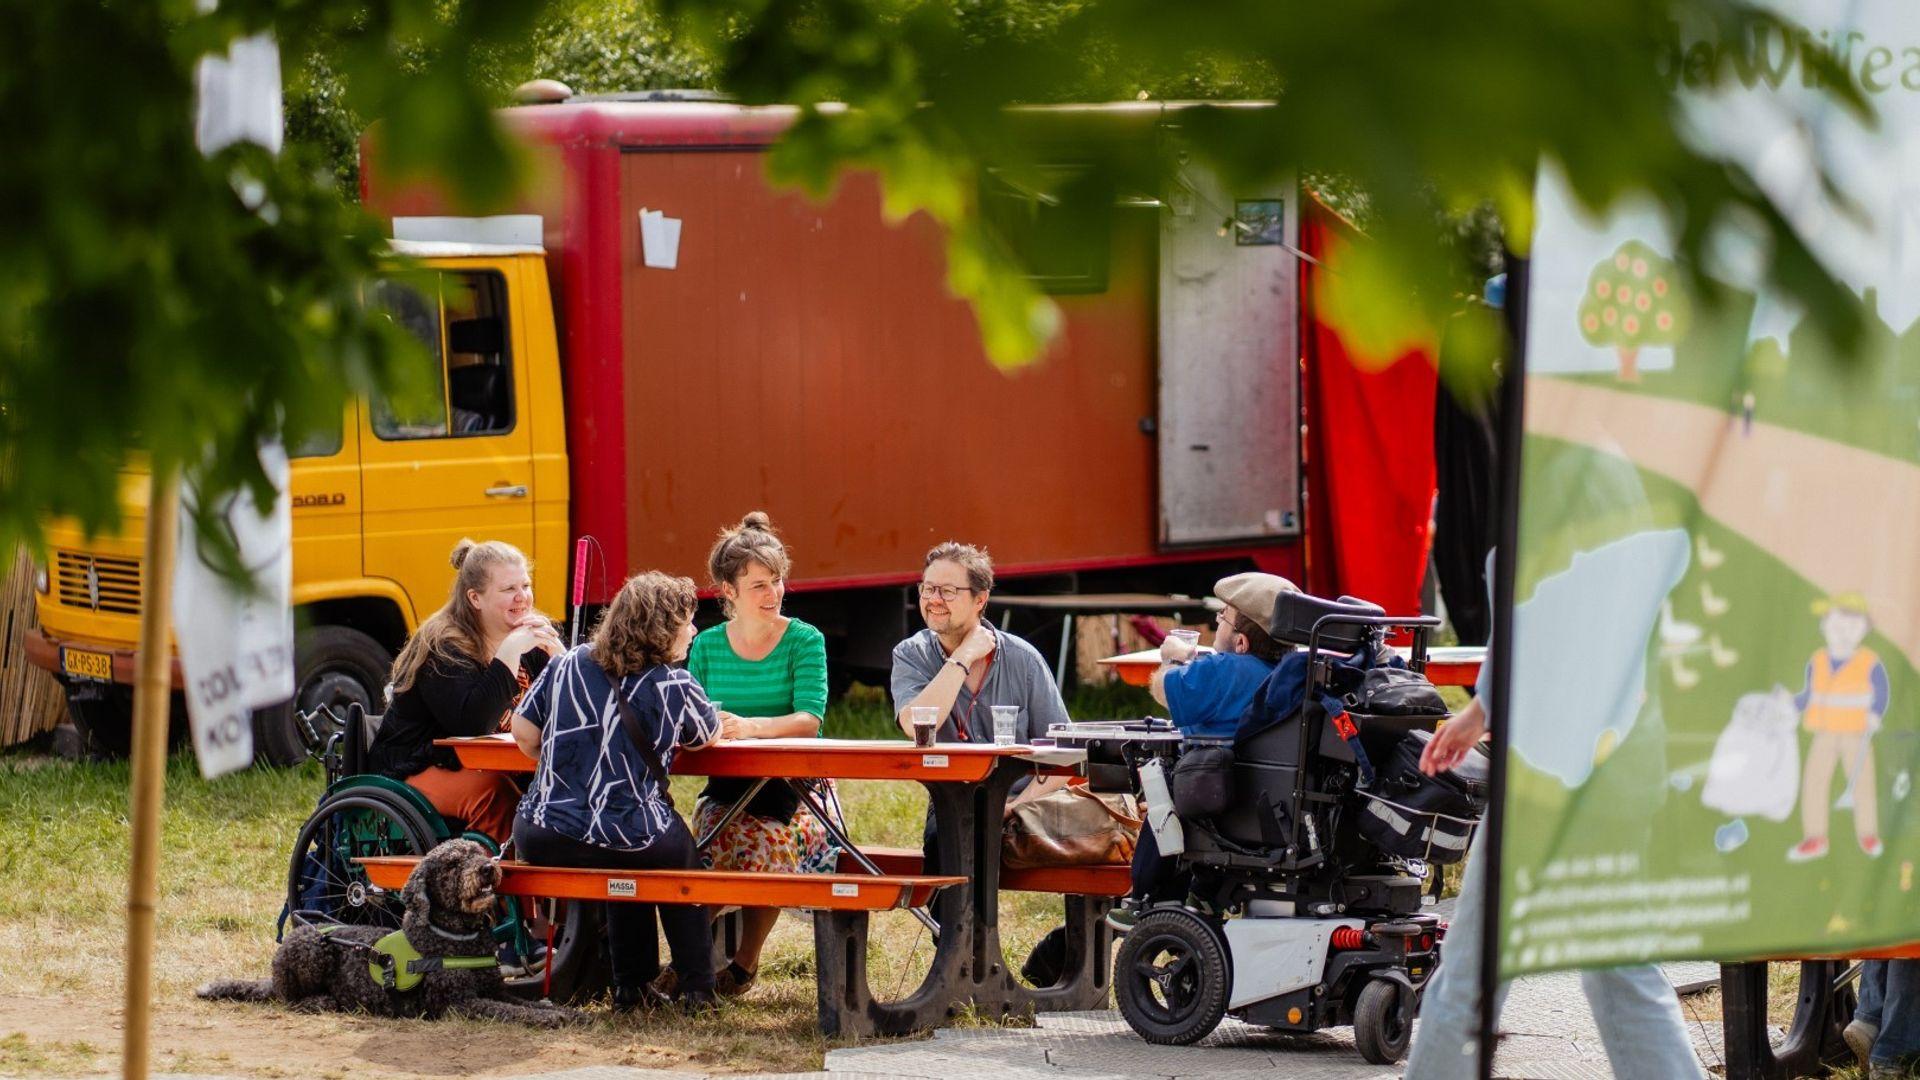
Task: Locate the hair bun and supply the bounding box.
[449,538,476,570]
[741,511,772,532]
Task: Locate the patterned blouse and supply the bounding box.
[514,645,721,851]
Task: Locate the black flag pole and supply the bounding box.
[1478,249,1532,1080]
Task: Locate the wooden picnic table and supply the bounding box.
[1096,643,1487,689]
[437,733,1108,1037]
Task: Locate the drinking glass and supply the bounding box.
[991,705,1020,746]
[910,705,941,748]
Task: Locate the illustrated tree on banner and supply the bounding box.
[1577,240,1691,381]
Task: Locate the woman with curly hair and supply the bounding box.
[681,512,833,998]
[368,539,563,846]
[509,571,722,1012]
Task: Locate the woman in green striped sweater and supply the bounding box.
[685,512,834,998]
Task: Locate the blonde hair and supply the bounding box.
[389,539,528,696]
[707,511,791,617]
[593,571,699,679]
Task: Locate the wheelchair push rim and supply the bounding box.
[286,790,439,932]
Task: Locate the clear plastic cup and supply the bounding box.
[1167,627,1202,661]
[910,705,941,748]
[991,705,1020,746]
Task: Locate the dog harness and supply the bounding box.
[312,923,499,993]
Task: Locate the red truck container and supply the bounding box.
[363,95,1434,682]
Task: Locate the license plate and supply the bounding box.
[61,647,113,682]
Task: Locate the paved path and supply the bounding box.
[128,961,1734,1080]
[1527,376,1920,670]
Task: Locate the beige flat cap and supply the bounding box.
[1213,571,1298,627]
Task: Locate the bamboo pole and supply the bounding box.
[123,466,178,1080]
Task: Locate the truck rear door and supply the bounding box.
[360,263,535,621]
[1156,168,1303,546]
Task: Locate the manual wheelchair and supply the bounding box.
[280,704,609,1002]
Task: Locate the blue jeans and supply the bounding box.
[1404,836,1704,1080]
[1856,959,1920,1067]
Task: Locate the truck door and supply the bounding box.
[360,265,535,620]
[1156,166,1303,546]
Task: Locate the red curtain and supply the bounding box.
[1300,198,1438,619]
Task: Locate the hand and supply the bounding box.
[517,618,564,657]
[1159,635,1199,665]
[952,623,998,667]
[496,623,547,665]
[717,712,754,740]
[1420,703,1488,776]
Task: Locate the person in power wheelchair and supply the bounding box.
[1107,571,1298,933]
[1090,587,1487,1062]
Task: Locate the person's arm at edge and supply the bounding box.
[1419,696,1487,776]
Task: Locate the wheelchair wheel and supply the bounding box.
[1114,908,1230,1045]
[286,789,439,929]
[1353,977,1412,1064]
[500,898,609,1005]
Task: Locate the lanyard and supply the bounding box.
[953,631,997,741]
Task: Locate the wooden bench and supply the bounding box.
[357,856,963,911]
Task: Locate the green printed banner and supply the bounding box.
[1502,0,1920,976]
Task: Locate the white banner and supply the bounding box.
[172,443,294,778]
[193,30,282,156]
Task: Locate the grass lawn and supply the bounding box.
[0,681,1158,1077]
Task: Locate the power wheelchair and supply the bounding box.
[1053,591,1488,1063]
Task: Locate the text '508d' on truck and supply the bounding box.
[28,95,1436,765]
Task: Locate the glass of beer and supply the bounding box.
[910,705,941,748]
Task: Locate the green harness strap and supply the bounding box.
[362,929,499,993]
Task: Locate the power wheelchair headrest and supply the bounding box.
[1265,590,1387,652]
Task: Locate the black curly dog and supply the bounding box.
[199,839,578,1027]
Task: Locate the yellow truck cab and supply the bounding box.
[29,239,570,764]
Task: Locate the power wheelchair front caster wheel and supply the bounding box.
[1353,977,1413,1064]
[1113,907,1230,1045]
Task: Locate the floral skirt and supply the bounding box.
[693,782,844,876]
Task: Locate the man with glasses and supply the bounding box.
[892,541,1070,746]
[892,542,1072,874]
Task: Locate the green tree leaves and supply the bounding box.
[2,0,555,552]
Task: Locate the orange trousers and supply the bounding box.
[406,765,520,850]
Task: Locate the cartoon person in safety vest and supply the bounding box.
[1788,592,1887,861]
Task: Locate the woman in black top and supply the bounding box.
[367,538,562,846]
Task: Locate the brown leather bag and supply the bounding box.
[1002,783,1142,869]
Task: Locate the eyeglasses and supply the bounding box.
[918,583,974,602]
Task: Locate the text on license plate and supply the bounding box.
[62,648,113,682]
